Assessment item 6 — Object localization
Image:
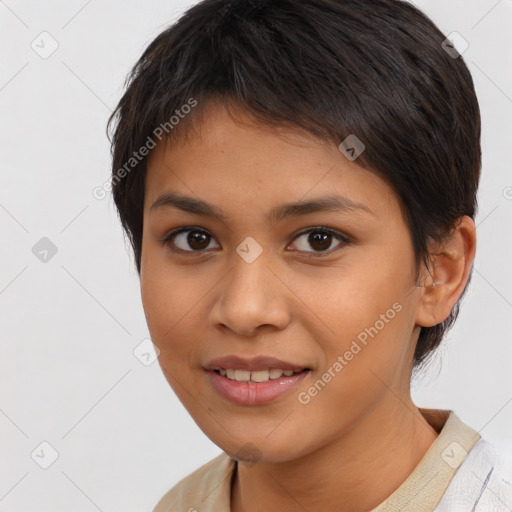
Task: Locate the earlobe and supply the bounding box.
[415,216,477,328]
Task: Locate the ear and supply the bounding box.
[415,216,477,328]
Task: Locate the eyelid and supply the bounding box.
[160,225,351,256]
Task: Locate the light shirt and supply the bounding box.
[153,408,512,511]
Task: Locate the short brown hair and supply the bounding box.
[107,0,481,371]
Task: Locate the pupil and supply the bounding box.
[309,232,331,251]
[188,231,209,250]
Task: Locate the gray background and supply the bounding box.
[1,0,511,510]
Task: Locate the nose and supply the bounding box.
[208,252,292,337]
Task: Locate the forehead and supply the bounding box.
[144,103,399,221]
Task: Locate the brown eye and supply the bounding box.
[187,231,210,250]
[308,231,332,251]
[290,227,350,255]
[163,228,219,252]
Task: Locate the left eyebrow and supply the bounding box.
[149,191,375,222]
[268,195,375,223]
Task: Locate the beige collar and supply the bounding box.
[153,408,481,512]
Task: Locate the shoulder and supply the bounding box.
[435,438,512,511]
[152,452,235,512]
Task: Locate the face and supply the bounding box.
[141,102,425,463]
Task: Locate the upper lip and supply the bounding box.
[204,355,309,372]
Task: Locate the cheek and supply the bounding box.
[141,241,183,325]
[309,266,412,385]
[140,261,182,347]
[140,269,166,333]
[320,266,405,335]
[140,259,211,369]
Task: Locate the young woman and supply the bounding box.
[107,0,512,510]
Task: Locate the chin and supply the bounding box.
[213,432,308,465]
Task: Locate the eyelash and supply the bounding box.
[159,226,351,257]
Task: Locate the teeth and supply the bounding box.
[269,368,284,379]
[218,368,303,382]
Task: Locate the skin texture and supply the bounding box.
[141,101,477,512]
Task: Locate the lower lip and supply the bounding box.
[206,370,310,406]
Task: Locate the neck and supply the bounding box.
[231,398,439,512]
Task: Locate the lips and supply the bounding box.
[204,354,310,372]
[206,367,311,405]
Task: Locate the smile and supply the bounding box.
[206,368,311,405]
[216,368,305,382]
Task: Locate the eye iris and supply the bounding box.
[188,231,209,250]
[309,231,331,251]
